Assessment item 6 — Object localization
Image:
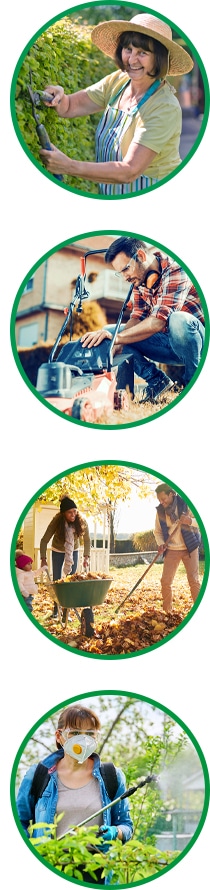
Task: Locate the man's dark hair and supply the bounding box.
[115,32,168,78]
[105,237,147,264]
[155,484,176,497]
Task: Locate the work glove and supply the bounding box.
[98,825,118,841]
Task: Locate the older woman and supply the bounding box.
[16,704,133,883]
[40,496,90,619]
[40,13,193,195]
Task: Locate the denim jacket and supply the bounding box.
[17,750,133,844]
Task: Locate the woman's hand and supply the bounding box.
[40,144,72,174]
[41,558,48,567]
[81,330,112,348]
[43,84,65,107]
[99,825,118,841]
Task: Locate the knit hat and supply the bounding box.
[60,497,77,513]
[16,554,33,569]
[91,14,193,75]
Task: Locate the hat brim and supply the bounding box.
[91,20,193,75]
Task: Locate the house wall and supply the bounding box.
[15,236,131,346]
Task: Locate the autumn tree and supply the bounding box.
[38,465,154,550]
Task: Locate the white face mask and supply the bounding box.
[63,734,97,763]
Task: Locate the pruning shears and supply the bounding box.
[28,71,63,181]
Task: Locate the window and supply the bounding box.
[18,322,39,347]
[23,278,34,294]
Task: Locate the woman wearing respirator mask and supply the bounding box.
[16,705,133,883]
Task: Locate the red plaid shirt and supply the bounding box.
[131,252,204,330]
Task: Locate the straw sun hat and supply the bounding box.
[91,13,193,75]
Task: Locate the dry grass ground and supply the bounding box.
[95,384,183,425]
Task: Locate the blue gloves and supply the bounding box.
[99,825,118,841]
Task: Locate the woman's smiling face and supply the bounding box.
[121,43,156,81]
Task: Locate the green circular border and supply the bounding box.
[10,2,210,200]
[10,227,210,431]
[10,458,210,660]
[10,688,210,887]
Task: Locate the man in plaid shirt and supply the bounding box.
[81,237,205,400]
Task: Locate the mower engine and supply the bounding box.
[36,339,135,422]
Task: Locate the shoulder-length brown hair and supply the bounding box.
[115,32,169,79]
[72,511,86,537]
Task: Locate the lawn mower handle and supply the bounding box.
[107,283,134,371]
[48,273,90,362]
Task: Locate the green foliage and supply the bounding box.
[132,529,157,552]
[16,694,203,885]
[15,18,114,193]
[71,5,141,26]
[15,528,24,550]
[29,822,177,883]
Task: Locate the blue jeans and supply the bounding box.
[108,312,205,385]
[52,550,78,580]
[52,551,79,618]
[24,595,33,612]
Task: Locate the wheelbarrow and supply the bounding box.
[45,576,113,636]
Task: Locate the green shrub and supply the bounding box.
[14,17,114,193]
[132,530,157,552]
[29,822,177,883]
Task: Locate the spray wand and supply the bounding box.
[58,774,159,841]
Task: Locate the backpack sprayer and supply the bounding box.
[58,774,159,842]
[28,71,63,181]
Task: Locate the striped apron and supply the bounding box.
[95,78,161,196]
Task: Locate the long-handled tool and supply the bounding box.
[58,774,159,841]
[115,520,181,614]
[28,71,63,181]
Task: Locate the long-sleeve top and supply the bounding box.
[155,500,200,551]
[40,512,90,559]
[16,566,42,597]
[16,750,133,842]
[130,251,204,331]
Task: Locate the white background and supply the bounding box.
[2,1,209,888]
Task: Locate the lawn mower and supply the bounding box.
[36,249,147,422]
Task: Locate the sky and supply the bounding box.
[115,491,157,534]
[89,490,157,535]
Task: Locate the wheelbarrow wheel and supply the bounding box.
[114,389,129,411]
[81,607,95,637]
[71,397,94,423]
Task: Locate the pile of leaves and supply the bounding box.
[32,563,201,655]
[55,572,112,583]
